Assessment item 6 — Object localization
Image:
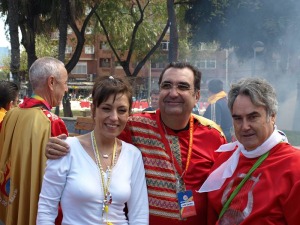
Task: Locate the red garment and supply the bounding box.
[119,110,226,225]
[20,97,68,136]
[207,143,300,225]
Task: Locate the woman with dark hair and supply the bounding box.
[37,75,149,225]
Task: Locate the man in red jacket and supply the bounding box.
[199,78,300,225]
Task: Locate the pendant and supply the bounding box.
[105,191,112,205]
[102,192,112,215]
[103,154,109,158]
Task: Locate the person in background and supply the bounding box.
[45,62,226,225]
[199,77,300,225]
[203,79,233,142]
[192,103,200,115]
[143,89,159,111]
[37,76,148,224]
[0,57,68,225]
[0,80,19,123]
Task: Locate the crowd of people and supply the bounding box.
[0,57,299,225]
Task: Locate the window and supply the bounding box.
[161,41,169,51]
[65,46,72,54]
[151,62,165,69]
[207,60,216,69]
[198,43,218,51]
[196,60,216,69]
[100,58,111,68]
[71,62,87,74]
[100,41,109,50]
[196,61,206,69]
[85,45,94,54]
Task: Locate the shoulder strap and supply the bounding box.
[219,151,269,219]
[193,114,223,134]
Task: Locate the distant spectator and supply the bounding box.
[192,104,200,115]
[203,79,233,142]
[143,89,159,111]
[0,80,19,123]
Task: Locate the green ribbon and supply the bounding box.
[219,151,270,219]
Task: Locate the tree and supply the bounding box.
[167,0,178,62]
[54,0,72,117]
[65,2,99,73]
[0,0,61,95]
[7,0,20,88]
[94,0,169,78]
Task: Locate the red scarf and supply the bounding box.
[20,95,51,111]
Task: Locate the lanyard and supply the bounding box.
[219,151,270,219]
[157,112,194,178]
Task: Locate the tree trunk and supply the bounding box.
[167,0,178,63]
[25,28,37,96]
[66,4,99,72]
[20,9,37,96]
[58,0,68,63]
[58,0,73,117]
[8,0,21,88]
[62,92,73,117]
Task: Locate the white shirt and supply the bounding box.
[37,137,149,225]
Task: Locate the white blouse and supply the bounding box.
[37,137,149,225]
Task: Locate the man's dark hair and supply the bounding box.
[0,80,19,108]
[158,62,201,91]
[208,79,223,94]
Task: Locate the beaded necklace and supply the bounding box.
[91,131,117,225]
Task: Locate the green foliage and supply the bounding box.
[1,55,10,75]
[1,34,58,79]
[0,70,8,80]
[35,35,58,58]
[95,0,168,61]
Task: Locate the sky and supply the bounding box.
[0,19,10,48]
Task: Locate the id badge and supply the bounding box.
[177,190,197,219]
